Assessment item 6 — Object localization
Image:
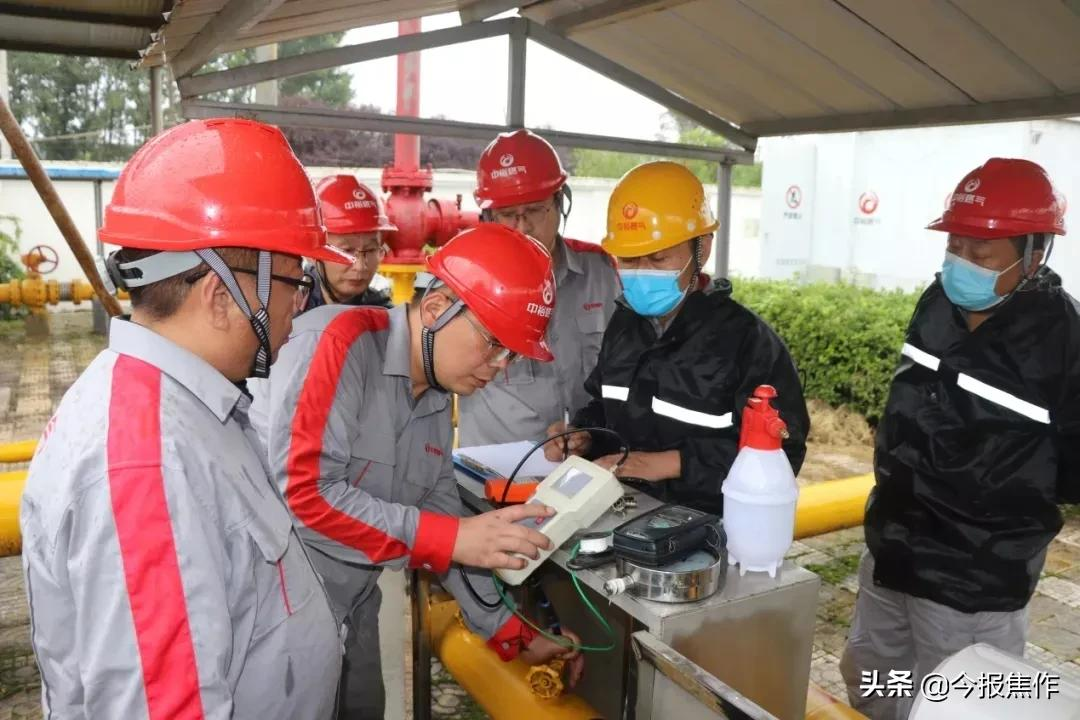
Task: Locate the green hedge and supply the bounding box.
[731,279,922,424]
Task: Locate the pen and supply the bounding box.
[563,407,571,459]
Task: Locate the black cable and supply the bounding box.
[499,427,630,505]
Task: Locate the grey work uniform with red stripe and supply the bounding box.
[254,303,535,716]
[20,319,341,720]
[459,237,620,445]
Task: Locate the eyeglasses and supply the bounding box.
[230,267,315,307]
[491,203,553,226]
[336,244,388,267]
[461,312,520,367]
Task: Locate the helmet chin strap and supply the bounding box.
[315,260,343,304]
[1016,233,1053,294]
[420,287,465,393]
[195,249,273,379]
[557,186,573,235]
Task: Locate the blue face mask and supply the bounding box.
[940,251,1020,312]
[618,259,693,317]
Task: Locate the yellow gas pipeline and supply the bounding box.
[0,277,118,309]
[379,263,424,305]
[427,596,601,719]
[0,440,35,464]
[0,472,23,556]
[795,474,874,539]
[806,683,868,719]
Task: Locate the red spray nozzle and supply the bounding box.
[738,385,788,451]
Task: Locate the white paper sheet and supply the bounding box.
[453,440,560,479]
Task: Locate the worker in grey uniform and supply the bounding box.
[459,129,621,446]
[255,224,585,719]
[20,119,348,718]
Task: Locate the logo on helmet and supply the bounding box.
[527,302,553,318]
[542,278,554,306]
[622,202,639,219]
[490,159,528,180]
[964,178,981,193]
[344,187,376,211]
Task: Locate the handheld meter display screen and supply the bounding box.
[551,468,591,498]
[495,456,624,586]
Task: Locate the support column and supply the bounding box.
[254,44,279,105]
[150,66,164,136]
[715,161,733,278]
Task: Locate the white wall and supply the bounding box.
[0,162,763,284]
[758,120,1079,293]
[0,163,119,284]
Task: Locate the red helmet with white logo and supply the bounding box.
[427,224,555,361]
[927,158,1066,239]
[99,118,350,264]
[315,175,397,234]
[474,129,567,210]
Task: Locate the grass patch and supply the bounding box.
[805,552,861,586]
[1062,505,1080,521]
[819,596,854,630]
[0,320,24,343]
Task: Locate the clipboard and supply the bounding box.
[453,454,540,503]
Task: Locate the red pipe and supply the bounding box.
[380,17,478,264]
[394,18,421,172]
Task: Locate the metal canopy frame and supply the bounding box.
[180,98,751,164]
[169,0,289,78]
[0,1,171,60]
[0,3,162,29]
[174,14,751,277]
[174,16,756,153]
[0,39,141,60]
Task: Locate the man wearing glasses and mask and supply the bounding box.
[252,224,586,719]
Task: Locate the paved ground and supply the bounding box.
[3,310,1080,719]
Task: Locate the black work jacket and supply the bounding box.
[574,278,809,515]
[867,270,1080,612]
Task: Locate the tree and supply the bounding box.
[8,33,355,161]
[570,111,762,187]
[571,148,649,180]
[9,54,159,161]
[203,33,353,107]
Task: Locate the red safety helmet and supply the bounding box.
[99,118,351,264]
[315,175,397,234]
[927,158,1067,239]
[474,129,567,210]
[427,224,556,362]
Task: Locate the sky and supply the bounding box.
[341,12,673,142]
